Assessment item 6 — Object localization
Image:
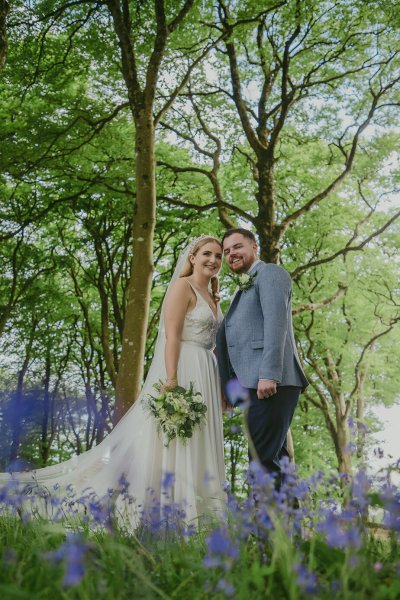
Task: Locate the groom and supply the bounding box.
[216,229,308,488]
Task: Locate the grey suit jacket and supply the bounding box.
[216,261,309,391]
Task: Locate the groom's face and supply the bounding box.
[223,233,258,274]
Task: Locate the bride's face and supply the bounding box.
[190,241,222,278]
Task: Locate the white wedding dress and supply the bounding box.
[0,285,226,527]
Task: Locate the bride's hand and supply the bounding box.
[160,378,178,395]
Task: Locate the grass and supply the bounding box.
[0,462,399,599]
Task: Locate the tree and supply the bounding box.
[160,0,400,261]
[5,0,224,420]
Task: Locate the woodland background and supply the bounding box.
[0,0,399,491]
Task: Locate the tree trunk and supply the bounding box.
[356,371,367,461]
[9,317,37,462]
[114,110,156,421]
[254,154,283,264]
[0,0,9,75]
[336,416,352,478]
[0,307,10,338]
[40,350,51,465]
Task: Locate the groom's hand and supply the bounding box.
[221,392,230,412]
[257,379,277,399]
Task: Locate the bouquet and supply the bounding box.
[142,381,207,447]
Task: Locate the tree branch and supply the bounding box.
[218,1,263,153]
[281,73,400,233]
[168,0,195,33]
[291,210,400,279]
[158,194,255,224]
[349,319,400,402]
[106,0,141,104]
[292,284,348,315]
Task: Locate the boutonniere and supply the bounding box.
[234,271,257,292]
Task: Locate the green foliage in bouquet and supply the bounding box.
[142,382,207,447]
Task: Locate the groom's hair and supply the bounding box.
[221,228,257,244]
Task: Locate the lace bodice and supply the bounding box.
[181,284,223,350]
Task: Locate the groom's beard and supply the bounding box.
[228,257,256,274]
[228,259,246,273]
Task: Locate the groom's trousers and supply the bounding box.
[246,385,301,489]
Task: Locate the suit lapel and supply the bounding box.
[225,288,242,318]
[225,261,262,318]
[225,259,261,319]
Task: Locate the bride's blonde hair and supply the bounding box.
[179,235,222,303]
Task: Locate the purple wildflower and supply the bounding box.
[162,472,175,491]
[294,562,318,595]
[225,378,249,407]
[348,555,359,568]
[347,416,356,431]
[6,458,34,473]
[230,424,242,434]
[216,578,235,597]
[47,532,90,587]
[118,473,130,496]
[317,511,361,549]
[350,469,370,515]
[207,528,236,556]
[204,527,239,570]
[379,482,400,531]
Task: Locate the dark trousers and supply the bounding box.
[246,386,301,488]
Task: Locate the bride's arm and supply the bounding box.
[163,279,192,389]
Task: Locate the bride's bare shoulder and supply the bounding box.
[164,278,194,315]
[166,277,193,301]
[170,277,192,291]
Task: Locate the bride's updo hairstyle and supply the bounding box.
[179,235,222,303]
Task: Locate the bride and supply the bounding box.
[0,235,226,527]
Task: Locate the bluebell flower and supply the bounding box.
[118,473,130,495]
[342,442,357,453]
[47,532,90,588]
[6,459,34,473]
[216,578,235,597]
[381,485,400,531]
[294,562,318,595]
[204,527,239,570]
[347,416,356,430]
[348,555,359,568]
[308,470,325,490]
[225,378,249,407]
[349,470,370,515]
[162,472,175,492]
[207,528,235,556]
[230,424,242,434]
[317,511,361,549]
